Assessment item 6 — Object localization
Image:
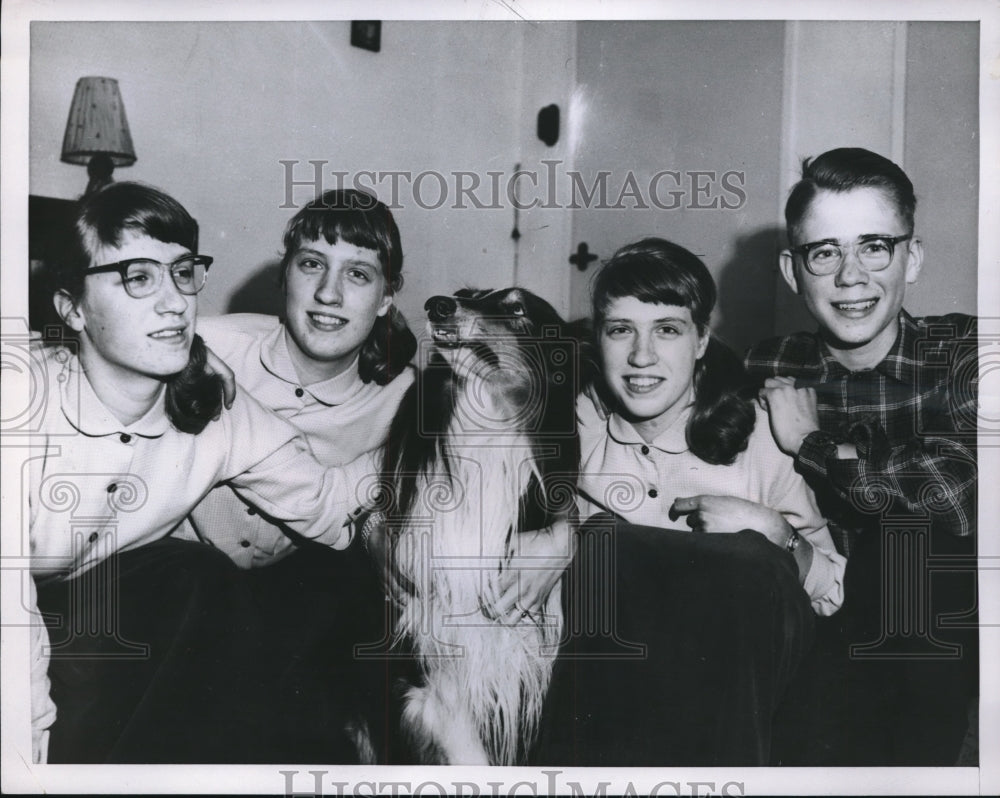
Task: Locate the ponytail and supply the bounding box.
[164,334,224,434]
[686,338,756,465]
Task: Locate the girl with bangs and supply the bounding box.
[30,182,385,763]
[534,237,844,766]
[177,188,417,761]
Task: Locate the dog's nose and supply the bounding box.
[425,295,457,322]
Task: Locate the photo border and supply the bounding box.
[3,1,997,794]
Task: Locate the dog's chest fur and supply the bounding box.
[394,386,540,636]
[377,286,579,765]
[390,387,562,765]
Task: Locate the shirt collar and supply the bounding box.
[607,404,691,454]
[814,310,915,383]
[260,323,365,405]
[877,309,920,382]
[58,350,170,438]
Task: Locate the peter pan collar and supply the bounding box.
[58,350,170,438]
[607,404,692,454]
[259,323,365,406]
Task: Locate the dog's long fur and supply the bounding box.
[379,287,579,765]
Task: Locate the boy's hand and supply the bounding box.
[583,381,611,421]
[204,346,236,410]
[758,376,820,456]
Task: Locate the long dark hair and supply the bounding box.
[50,181,222,434]
[280,189,417,384]
[591,237,755,465]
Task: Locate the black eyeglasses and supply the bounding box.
[85,255,213,299]
[790,234,912,276]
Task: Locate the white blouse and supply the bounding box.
[177,313,414,567]
[576,391,846,617]
[28,343,376,758]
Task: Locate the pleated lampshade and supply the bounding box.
[61,77,136,167]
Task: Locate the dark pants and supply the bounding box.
[243,537,387,763]
[771,529,978,766]
[36,536,386,764]
[36,539,266,763]
[533,517,814,766]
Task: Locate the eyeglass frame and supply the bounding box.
[84,254,213,298]
[789,233,913,276]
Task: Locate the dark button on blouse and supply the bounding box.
[106,483,117,493]
[240,540,251,548]
[648,488,658,499]
[640,445,650,455]
[295,387,305,398]
[120,433,132,444]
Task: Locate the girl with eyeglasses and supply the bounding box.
[28,182,379,763]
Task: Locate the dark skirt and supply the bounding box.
[532,515,814,766]
[36,536,385,764]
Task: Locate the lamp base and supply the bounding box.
[85,153,115,196]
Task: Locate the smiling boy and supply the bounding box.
[745,148,978,765]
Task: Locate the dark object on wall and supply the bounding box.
[537,104,560,147]
[29,195,78,333]
[61,77,136,196]
[569,241,598,272]
[351,21,382,52]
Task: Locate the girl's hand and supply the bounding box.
[669,494,794,548]
[490,518,576,624]
[361,511,413,607]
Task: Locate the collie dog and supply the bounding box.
[373,287,579,765]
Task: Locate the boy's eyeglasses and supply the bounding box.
[790,234,911,276]
[85,255,212,299]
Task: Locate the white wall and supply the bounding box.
[566,20,787,347]
[29,21,574,328]
[29,20,979,339]
[774,21,979,335]
[510,22,578,312]
[904,22,979,318]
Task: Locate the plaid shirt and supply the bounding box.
[744,311,977,549]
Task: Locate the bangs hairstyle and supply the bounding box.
[592,237,754,466]
[281,189,416,385]
[785,147,917,241]
[281,188,403,291]
[53,181,199,300]
[592,237,715,332]
[50,181,221,435]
